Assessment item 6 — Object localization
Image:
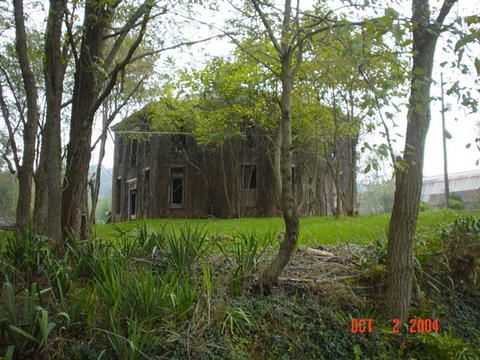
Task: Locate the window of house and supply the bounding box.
[117,138,124,164]
[241,164,257,190]
[144,140,151,158]
[170,134,186,152]
[143,169,150,214]
[116,178,122,214]
[129,139,138,167]
[170,167,184,206]
[127,180,137,219]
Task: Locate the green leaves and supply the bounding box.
[384,7,399,20]
[474,58,480,77]
[465,15,480,26]
[0,281,63,354]
[8,325,39,343]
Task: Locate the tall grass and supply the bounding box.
[215,231,274,296]
[1,216,479,359]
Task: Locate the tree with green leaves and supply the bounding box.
[230,0,403,290]
[297,24,406,216]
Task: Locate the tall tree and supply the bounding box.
[246,0,302,290]
[61,0,154,240]
[242,0,384,290]
[40,0,67,242]
[10,0,40,231]
[386,0,457,322]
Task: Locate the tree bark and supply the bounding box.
[386,0,456,322]
[343,135,358,216]
[12,0,40,231]
[62,0,152,240]
[219,144,233,216]
[33,162,48,234]
[62,1,111,240]
[41,0,66,243]
[89,101,108,225]
[272,124,283,206]
[260,51,299,290]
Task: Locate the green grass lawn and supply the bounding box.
[95,209,479,246]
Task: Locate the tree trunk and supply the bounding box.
[62,0,151,239]
[219,144,233,216]
[260,54,299,290]
[33,164,48,234]
[386,0,455,321]
[335,169,342,218]
[90,102,108,225]
[42,0,66,243]
[343,135,358,216]
[272,124,283,205]
[13,0,40,231]
[62,1,110,240]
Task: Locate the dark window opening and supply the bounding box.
[245,127,255,148]
[144,140,151,158]
[143,169,150,214]
[170,167,184,206]
[116,178,122,214]
[117,139,124,164]
[129,139,138,167]
[128,181,137,219]
[170,134,186,152]
[241,165,257,190]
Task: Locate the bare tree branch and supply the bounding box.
[64,4,79,65]
[91,74,147,150]
[91,2,153,116]
[104,9,167,40]
[250,0,282,54]
[1,151,16,174]
[435,0,457,28]
[128,34,226,64]
[0,83,20,169]
[104,1,162,67]
[0,62,27,126]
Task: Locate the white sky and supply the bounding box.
[73,1,480,178]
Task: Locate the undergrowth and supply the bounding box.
[0,218,479,359]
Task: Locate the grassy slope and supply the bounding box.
[95,209,478,246]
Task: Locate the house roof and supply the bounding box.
[111,102,159,132]
[422,169,480,198]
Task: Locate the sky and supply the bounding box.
[87,0,480,176]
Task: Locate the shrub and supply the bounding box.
[440,217,480,285]
[419,201,430,212]
[409,332,480,360]
[448,195,465,210]
[163,224,208,275]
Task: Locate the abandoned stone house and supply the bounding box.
[111,103,357,221]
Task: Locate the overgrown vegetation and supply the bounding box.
[1,213,479,359]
